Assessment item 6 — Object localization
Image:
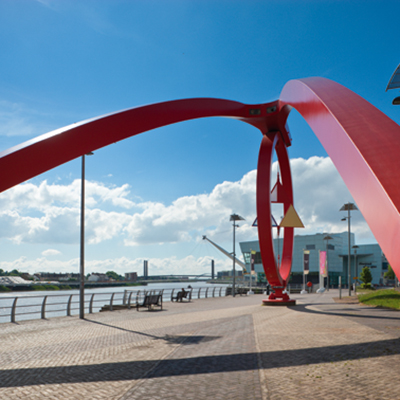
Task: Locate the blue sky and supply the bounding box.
[0,0,399,276]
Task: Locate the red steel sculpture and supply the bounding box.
[1,77,399,302]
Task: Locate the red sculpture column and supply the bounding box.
[257,131,296,305]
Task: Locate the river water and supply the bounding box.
[0,281,229,324]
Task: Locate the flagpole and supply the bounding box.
[301,249,309,294]
[250,250,253,294]
[249,250,255,295]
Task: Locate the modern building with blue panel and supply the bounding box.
[240,232,388,286]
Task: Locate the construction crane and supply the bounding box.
[202,235,246,271]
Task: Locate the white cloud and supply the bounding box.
[0,180,136,244]
[42,249,61,256]
[123,170,258,246]
[0,255,233,276]
[0,256,77,274]
[0,180,135,212]
[290,156,373,241]
[0,155,376,276]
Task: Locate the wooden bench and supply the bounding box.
[171,288,192,302]
[136,293,163,311]
[236,287,248,296]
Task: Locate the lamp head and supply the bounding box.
[340,202,358,211]
[393,96,400,105]
[230,213,245,222]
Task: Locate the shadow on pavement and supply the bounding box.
[2,336,400,387]
[292,303,400,321]
[86,319,221,345]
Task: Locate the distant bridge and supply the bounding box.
[140,274,212,281]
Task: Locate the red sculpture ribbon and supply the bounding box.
[0,77,399,294]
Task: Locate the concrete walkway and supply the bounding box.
[1,290,400,399]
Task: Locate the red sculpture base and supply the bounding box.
[262,288,296,306]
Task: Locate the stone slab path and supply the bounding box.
[1,290,400,399]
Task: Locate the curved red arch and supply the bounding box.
[280,77,400,279]
[0,98,281,193]
[0,77,399,286]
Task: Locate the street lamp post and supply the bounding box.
[323,235,333,291]
[80,152,93,319]
[340,202,358,297]
[230,213,245,297]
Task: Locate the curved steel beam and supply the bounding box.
[279,77,400,279]
[0,98,284,194]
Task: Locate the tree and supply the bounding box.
[360,266,372,288]
[106,271,122,281]
[384,265,395,280]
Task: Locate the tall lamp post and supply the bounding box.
[80,152,93,319]
[340,202,358,297]
[323,235,333,291]
[230,213,245,297]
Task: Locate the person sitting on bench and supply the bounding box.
[177,288,186,302]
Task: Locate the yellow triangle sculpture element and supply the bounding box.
[279,205,305,228]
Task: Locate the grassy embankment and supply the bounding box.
[358,288,400,309]
[0,281,144,292]
[0,284,72,292]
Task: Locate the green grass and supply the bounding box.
[32,284,60,291]
[358,289,400,309]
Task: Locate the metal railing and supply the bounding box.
[0,286,228,323]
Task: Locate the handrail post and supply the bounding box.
[212,287,216,297]
[205,288,209,298]
[110,293,115,311]
[171,289,175,301]
[67,294,73,316]
[128,291,133,309]
[41,296,48,319]
[11,297,18,323]
[219,287,222,297]
[89,293,95,313]
[123,290,127,305]
[198,287,201,299]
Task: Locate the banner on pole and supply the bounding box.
[303,250,310,275]
[320,251,327,277]
[250,250,256,274]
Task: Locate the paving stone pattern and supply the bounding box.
[1,291,400,399]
